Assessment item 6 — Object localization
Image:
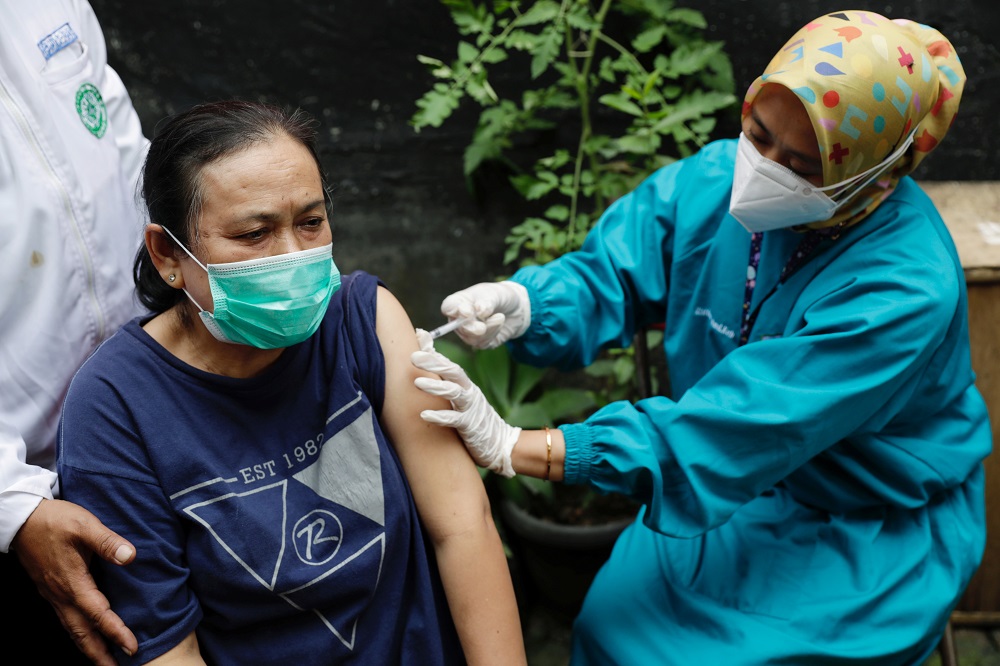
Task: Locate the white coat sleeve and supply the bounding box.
[0,421,57,552]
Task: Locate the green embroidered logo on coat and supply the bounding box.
[75,82,107,138]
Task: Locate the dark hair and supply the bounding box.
[133,100,330,313]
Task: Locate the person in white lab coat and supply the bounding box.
[0,1,148,662]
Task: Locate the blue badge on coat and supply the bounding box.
[37,22,78,60]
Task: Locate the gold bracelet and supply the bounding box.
[543,426,552,481]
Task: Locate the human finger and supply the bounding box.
[414,376,465,402]
[418,408,465,428]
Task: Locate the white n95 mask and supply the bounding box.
[728,131,915,233]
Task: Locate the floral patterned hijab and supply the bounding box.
[741,10,966,229]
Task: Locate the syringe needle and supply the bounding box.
[428,318,468,340]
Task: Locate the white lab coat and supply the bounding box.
[0,0,148,550]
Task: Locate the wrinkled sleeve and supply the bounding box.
[560,237,964,537]
[0,422,56,552]
[57,369,201,662]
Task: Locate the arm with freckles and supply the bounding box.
[374,287,526,666]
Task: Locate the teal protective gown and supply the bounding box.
[509,139,990,665]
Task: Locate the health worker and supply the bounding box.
[411,10,989,664]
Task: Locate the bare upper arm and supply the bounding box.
[374,287,492,539]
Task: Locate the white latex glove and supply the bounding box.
[440,281,531,349]
[411,329,520,477]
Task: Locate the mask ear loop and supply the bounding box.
[822,130,917,204]
[158,225,209,272]
[157,225,211,312]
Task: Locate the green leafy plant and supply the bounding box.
[411,0,737,268]
[413,0,734,524]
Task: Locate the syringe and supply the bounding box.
[427,318,470,340]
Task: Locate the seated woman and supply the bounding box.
[57,100,525,665]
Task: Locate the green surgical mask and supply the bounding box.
[161,227,340,349]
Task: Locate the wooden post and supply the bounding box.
[922,181,1000,624]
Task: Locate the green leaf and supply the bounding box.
[665,7,707,29]
[583,358,617,378]
[516,0,561,26]
[597,93,642,117]
[536,149,571,169]
[480,47,509,64]
[472,346,513,414]
[642,70,662,97]
[506,29,542,52]
[565,8,600,31]
[630,0,673,21]
[530,26,562,79]
[613,355,636,384]
[457,40,479,63]
[510,362,547,406]
[701,48,736,93]
[416,54,447,68]
[621,85,643,101]
[598,56,616,83]
[535,388,597,422]
[632,24,667,53]
[668,41,725,77]
[410,84,462,130]
[617,132,659,155]
[544,205,569,221]
[689,116,717,135]
[446,0,493,35]
[434,338,474,371]
[463,136,502,176]
[503,243,524,266]
[507,403,551,429]
[510,172,558,200]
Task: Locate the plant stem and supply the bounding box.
[566,0,613,253]
[596,33,649,77]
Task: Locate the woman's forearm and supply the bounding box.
[433,518,527,665]
[510,427,566,481]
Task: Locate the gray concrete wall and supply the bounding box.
[89,0,999,326]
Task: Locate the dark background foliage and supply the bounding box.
[90,0,999,326]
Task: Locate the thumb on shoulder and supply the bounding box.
[82,514,135,566]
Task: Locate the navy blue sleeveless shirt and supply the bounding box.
[59,272,464,665]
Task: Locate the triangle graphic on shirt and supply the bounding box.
[279,533,386,651]
[184,481,287,590]
[293,407,385,526]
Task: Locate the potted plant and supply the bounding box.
[411,0,736,616]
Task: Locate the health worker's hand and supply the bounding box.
[412,329,520,477]
[13,498,138,664]
[440,281,531,349]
